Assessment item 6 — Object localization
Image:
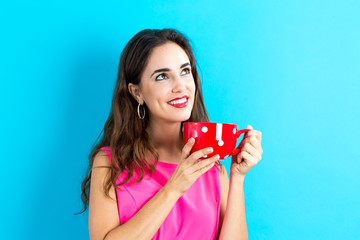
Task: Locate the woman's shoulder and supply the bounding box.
[93,147,112,167]
[94,146,144,185]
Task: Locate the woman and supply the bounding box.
[79,28,263,240]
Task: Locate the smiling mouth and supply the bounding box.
[167,97,189,108]
[168,97,187,105]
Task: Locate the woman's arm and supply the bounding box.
[103,181,181,240]
[88,152,120,240]
[218,125,262,240]
[218,173,248,240]
[89,139,219,240]
[89,151,181,240]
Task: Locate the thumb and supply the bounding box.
[244,125,253,138]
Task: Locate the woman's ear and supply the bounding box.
[128,83,144,104]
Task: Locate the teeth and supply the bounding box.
[169,98,187,105]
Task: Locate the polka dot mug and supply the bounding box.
[182,122,251,160]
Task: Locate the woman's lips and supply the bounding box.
[167,98,189,108]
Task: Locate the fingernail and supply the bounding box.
[214,154,219,160]
[207,147,213,153]
[188,138,194,143]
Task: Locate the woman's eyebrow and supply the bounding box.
[150,63,190,77]
[180,62,190,68]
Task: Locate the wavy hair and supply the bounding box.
[76,28,222,215]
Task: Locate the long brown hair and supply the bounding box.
[76,28,222,215]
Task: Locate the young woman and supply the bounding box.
[78,28,263,240]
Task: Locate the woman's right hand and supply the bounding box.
[164,137,220,197]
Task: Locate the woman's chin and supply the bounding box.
[167,114,192,123]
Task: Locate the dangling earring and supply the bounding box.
[137,102,146,119]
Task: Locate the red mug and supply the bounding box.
[182,122,251,160]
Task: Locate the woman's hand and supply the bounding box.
[230,125,263,178]
[165,138,220,197]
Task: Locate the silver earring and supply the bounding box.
[137,102,145,119]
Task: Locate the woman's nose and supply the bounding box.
[172,76,186,93]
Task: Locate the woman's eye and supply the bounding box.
[181,68,191,75]
[156,73,167,81]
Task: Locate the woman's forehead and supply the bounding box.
[144,42,190,73]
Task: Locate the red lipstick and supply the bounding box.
[167,95,189,108]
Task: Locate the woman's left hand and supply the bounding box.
[230,125,263,178]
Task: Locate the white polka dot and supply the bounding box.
[203,155,207,158]
[218,140,224,146]
[233,128,236,134]
[201,126,208,133]
[224,155,229,159]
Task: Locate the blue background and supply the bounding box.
[1,0,359,239]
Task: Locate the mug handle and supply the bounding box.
[232,129,251,155]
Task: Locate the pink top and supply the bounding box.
[100,146,221,240]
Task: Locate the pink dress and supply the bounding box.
[100,146,221,240]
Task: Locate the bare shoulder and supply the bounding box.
[90,149,113,199]
[92,149,111,168]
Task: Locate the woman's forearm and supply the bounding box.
[218,175,248,240]
[104,185,181,240]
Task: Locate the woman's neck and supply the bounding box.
[146,119,183,154]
